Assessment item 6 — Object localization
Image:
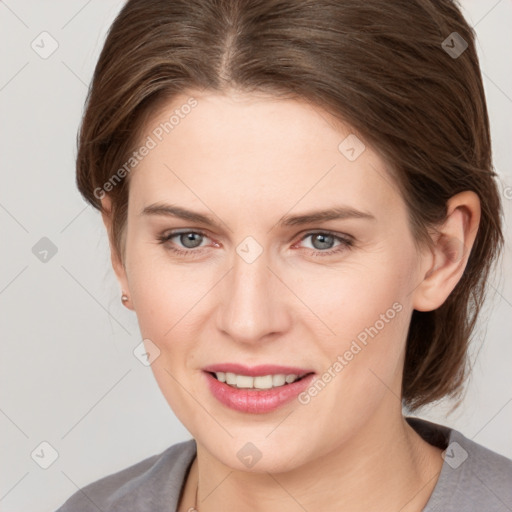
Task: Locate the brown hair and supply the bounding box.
[76,0,504,410]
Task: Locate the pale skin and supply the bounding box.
[101,89,480,512]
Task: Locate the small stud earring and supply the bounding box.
[121,293,129,304]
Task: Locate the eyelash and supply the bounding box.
[156,230,354,258]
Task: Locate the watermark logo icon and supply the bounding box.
[133,339,161,366]
[237,442,262,468]
[338,134,366,161]
[236,236,263,264]
[442,441,468,469]
[31,441,59,469]
[32,237,58,263]
[442,32,468,59]
[31,31,59,59]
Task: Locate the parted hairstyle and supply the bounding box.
[76,0,504,410]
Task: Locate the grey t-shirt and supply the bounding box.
[55,417,512,511]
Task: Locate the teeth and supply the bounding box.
[214,372,302,389]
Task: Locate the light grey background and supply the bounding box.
[1,1,511,511]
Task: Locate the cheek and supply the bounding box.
[294,245,416,389]
[124,233,207,334]
[124,237,223,410]
[304,248,411,332]
[129,270,209,351]
[290,267,412,432]
[124,242,211,420]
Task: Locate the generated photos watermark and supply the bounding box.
[93,97,198,200]
[298,301,403,405]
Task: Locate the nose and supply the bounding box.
[216,247,292,344]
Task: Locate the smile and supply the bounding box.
[202,364,316,414]
[211,371,310,390]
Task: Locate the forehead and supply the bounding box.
[129,90,405,225]
[144,90,358,163]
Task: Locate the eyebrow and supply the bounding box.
[140,203,375,228]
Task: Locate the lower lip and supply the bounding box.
[204,371,316,414]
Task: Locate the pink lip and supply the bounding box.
[202,363,314,377]
[203,370,316,414]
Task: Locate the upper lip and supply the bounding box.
[202,363,315,377]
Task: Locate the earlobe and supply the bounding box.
[412,191,481,312]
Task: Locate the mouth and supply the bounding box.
[203,367,315,414]
[206,371,314,390]
[202,363,316,413]
[202,363,315,389]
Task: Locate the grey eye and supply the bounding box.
[179,232,204,248]
[309,233,336,250]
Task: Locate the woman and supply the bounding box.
[56,0,512,510]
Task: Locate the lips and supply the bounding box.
[202,363,315,377]
[202,363,316,414]
[204,372,316,413]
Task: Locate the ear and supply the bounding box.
[412,191,481,312]
[100,196,134,311]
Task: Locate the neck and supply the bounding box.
[180,408,443,512]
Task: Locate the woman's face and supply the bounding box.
[114,90,431,472]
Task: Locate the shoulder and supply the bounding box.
[54,438,196,512]
[407,417,512,512]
